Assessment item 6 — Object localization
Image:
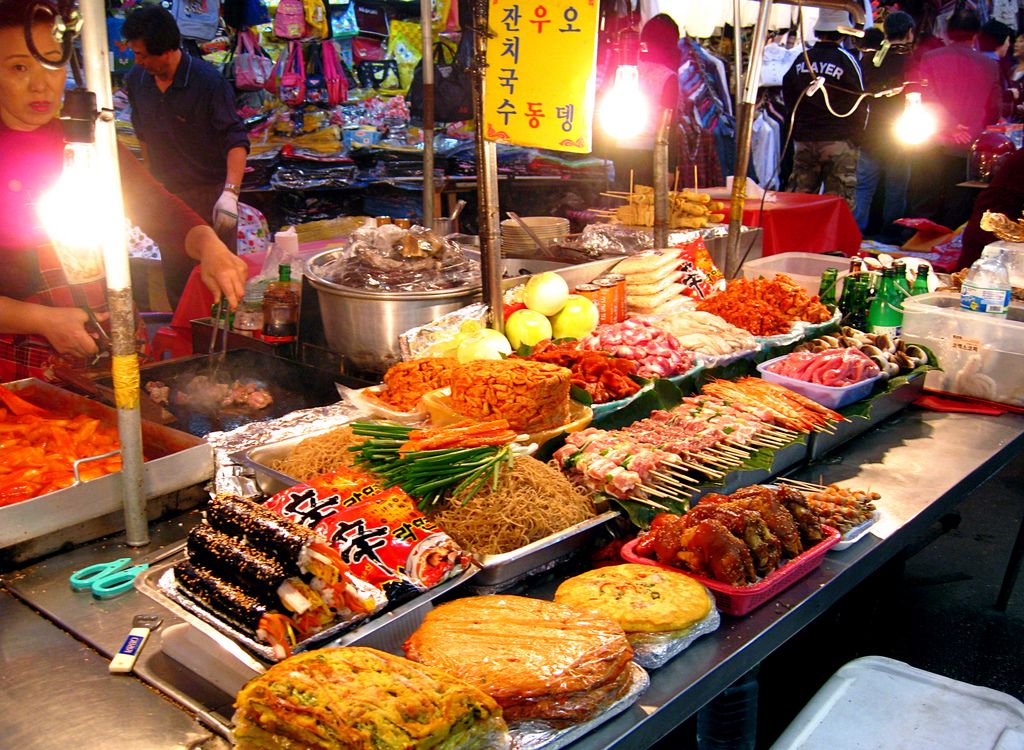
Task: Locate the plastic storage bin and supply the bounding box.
[902,292,1024,406]
[740,252,849,297]
[757,355,882,410]
[984,240,1024,288]
[769,655,1024,750]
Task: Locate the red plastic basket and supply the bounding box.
[621,526,841,616]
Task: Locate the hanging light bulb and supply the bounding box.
[598,63,649,139]
[36,88,107,284]
[894,92,937,146]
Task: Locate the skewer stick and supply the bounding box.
[693,165,699,191]
[651,471,690,489]
[629,169,634,199]
[638,484,678,501]
[627,494,672,511]
[673,168,680,193]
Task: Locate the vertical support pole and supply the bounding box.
[724,0,773,279]
[81,0,147,545]
[653,108,672,248]
[420,0,436,227]
[472,0,503,332]
[732,0,743,107]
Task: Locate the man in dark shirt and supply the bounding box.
[782,9,866,210]
[961,148,1024,267]
[122,6,249,305]
[906,7,1001,230]
[853,11,915,243]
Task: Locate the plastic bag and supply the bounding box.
[675,236,726,300]
[628,607,721,669]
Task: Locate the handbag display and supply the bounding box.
[234,29,274,90]
[409,31,474,122]
[355,59,401,91]
[273,0,307,39]
[322,40,350,105]
[305,42,327,104]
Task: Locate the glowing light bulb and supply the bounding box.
[894,92,937,146]
[598,65,649,139]
[38,141,107,284]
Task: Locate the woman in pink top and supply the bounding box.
[0,0,247,379]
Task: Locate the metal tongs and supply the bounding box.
[207,298,230,377]
[81,305,111,366]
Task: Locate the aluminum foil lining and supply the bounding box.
[558,225,732,259]
[629,606,721,670]
[207,401,363,496]
[400,301,490,361]
[508,663,650,750]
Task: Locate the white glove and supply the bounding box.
[212,189,239,235]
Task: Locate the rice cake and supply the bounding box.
[554,563,712,634]
[403,595,632,722]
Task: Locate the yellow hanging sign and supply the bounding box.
[483,0,599,153]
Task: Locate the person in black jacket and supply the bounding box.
[853,11,916,242]
[782,9,866,209]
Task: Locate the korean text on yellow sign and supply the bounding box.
[484,0,599,153]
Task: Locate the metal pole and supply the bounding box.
[724,0,773,279]
[732,0,743,107]
[81,0,147,546]
[420,0,435,227]
[471,0,503,333]
[652,108,672,248]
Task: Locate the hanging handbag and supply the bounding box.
[355,59,401,91]
[280,41,307,105]
[223,0,270,30]
[322,40,350,105]
[409,31,473,122]
[173,0,221,42]
[265,43,287,94]
[305,42,327,104]
[351,34,386,62]
[234,30,275,90]
[273,0,307,39]
[302,0,330,40]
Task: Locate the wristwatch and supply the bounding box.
[224,182,241,195]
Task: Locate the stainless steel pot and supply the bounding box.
[306,249,481,374]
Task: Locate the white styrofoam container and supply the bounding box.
[984,240,1024,288]
[902,292,1024,406]
[770,655,1024,750]
[740,252,849,297]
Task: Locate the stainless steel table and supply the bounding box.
[2,408,1022,749]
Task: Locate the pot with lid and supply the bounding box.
[306,248,481,374]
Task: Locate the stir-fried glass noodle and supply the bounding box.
[273,425,363,480]
[431,456,595,556]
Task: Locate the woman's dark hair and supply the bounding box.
[0,0,56,31]
[122,5,180,55]
[884,11,915,40]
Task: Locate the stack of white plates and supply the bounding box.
[500,216,570,254]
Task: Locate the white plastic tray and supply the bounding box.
[831,510,881,552]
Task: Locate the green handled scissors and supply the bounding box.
[70,558,149,599]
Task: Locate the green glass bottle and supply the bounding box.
[911,266,930,296]
[841,276,870,330]
[818,268,839,312]
[867,268,904,336]
[893,260,911,299]
[849,257,864,275]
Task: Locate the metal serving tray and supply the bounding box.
[135,548,478,663]
[0,379,211,550]
[694,436,809,501]
[807,372,926,460]
[235,435,622,591]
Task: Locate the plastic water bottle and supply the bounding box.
[960,247,1011,317]
[696,671,758,750]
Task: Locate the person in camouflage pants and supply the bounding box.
[788,140,859,210]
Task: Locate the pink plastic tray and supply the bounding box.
[621,525,841,616]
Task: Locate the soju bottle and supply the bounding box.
[818,268,839,312]
[867,267,904,336]
[911,266,930,295]
[893,260,911,298]
[840,276,870,330]
[849,257,864,275]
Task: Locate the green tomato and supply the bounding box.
[456,329,512,363]
[550,294,599,340]
[523,272,570,316]
[505,309,553,349]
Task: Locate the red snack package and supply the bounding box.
[265,469,469,601]
[673,237,726,300]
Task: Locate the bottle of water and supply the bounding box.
[696,671,759,750]
[960,247,1011,318]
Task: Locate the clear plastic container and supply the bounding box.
[756,355,883,410]
[740,252,850,298]
[961,247,1011,317]
[983,240,1024,289]
[903,292,1024,406]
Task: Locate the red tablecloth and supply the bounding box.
[151,252,267,360]
[742,193,862,256]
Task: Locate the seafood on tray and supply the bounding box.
[764,348,881,387]
[696,274,832,337]
[553,378,842,508]
[793,326,930,380]
[579,318,696,379]
[640,310,758,361]
[0,384,122,506]
[519,339,642,404]
[780,479,879,534]
[633,484,825,586]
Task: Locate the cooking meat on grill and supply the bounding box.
[166,375,274,411]
[144,380,171,406]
